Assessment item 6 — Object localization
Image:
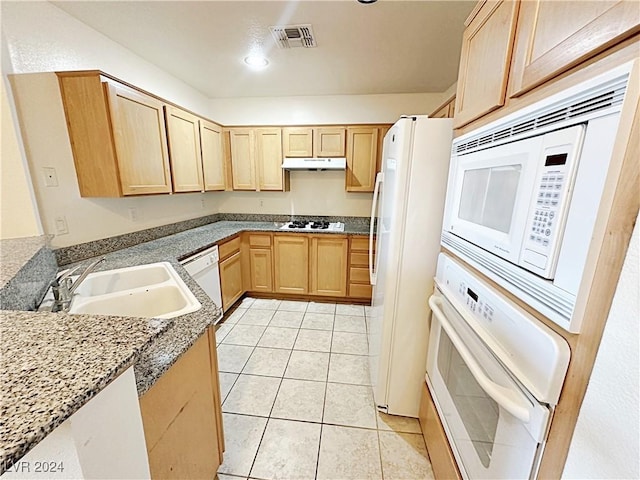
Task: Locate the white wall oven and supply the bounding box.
[426,254,570,480]
[441,62,635,332]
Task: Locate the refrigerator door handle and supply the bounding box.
[369,172,384,285]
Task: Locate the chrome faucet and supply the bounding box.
[51,257,106,312]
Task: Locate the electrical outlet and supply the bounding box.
[43,167,58,187]
[54,216,68,235]
[260,199,264,208]
[128,207,139,222]
[201,197,206,210]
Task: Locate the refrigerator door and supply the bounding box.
[369,118,413,409]
[369,116,454,417]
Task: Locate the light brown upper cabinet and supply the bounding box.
[274,235,309,295]
[106,82,173,195]
[228,128,257,190]
[313,127,346,157]
[282,127,313,157]
[58,72,173,196]
[346,126,379,192]
[227,128,288,192]
[310,236,348,297]
[164,106,204,193]
[453,0,520,128]
[200,119,227,191]
[255,128,287,191]
[508,1,640,97]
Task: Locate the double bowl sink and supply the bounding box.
[41,262,201,319]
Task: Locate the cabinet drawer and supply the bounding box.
[349,267,370,284]
[218,236,240,260]
[350,237,370,252]
[248,233,272,248]
[349,283,372,298]
[350,252,369,267]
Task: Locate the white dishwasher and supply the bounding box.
[180,245,223,320]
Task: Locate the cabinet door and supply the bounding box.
[509,1,640,96]
[313,127,346,157]
[249,248,274,292]
[165,106,204,193]
[106,82,172,195]
[310,236,348,297]
[220,251,243,311]
[282,127,313,157]
[453,0,520,128]
[346,127,379,192]
[139,331,221,479]
[200,119,226,191]
[256,128,285,191]
[229,128,256,190]
[274,235,309,294]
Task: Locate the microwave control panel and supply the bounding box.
[522,125,584,276]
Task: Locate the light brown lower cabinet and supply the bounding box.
[310,235,348,297]
[219,250,243,311]
[139,327,224,479]
[418,382,462,480]
[274,234,309,295]
[249,248,273,292]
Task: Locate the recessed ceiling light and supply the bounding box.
[244,55,269,69]
[357,0,378,3]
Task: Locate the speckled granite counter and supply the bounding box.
[0,310,171,472]
[0,218,369,472]
[1,236,57,311]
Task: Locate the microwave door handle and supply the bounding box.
[369,172,383,286]
[429,296,532,423]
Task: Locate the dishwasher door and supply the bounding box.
[181,246,223,316]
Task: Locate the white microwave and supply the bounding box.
[441,62,634,332]
[445,125,584,280]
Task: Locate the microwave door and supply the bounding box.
[446,136,544,265]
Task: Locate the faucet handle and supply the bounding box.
[52,265,83,287]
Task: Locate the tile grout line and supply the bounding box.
[246,319,302,479]
[315,312,335,480]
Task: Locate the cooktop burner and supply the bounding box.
[280,221,345,232]
[287,221,308,229]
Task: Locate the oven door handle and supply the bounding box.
[429,296,532,423]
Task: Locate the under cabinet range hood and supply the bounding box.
[281,157,346,171]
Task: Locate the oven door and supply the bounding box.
[426,291,551,480]
[444,135,544,266]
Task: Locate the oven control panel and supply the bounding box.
[457,281,495,322]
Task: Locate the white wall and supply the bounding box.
[0,74,42,239]
[209,92,445,126]
[1,1,219,248]
[563,215,640,479]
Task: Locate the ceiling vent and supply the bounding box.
[270,24,317,49]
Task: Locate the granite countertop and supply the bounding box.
[0,310,171,472]
[0,219,369,472]
[0,236,50,289]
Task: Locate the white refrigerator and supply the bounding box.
[368,115,453,417]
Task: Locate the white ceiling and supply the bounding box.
[52,0,475,99]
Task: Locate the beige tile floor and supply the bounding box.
[215,297,434,480]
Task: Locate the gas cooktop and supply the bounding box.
[279,221,345,232]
